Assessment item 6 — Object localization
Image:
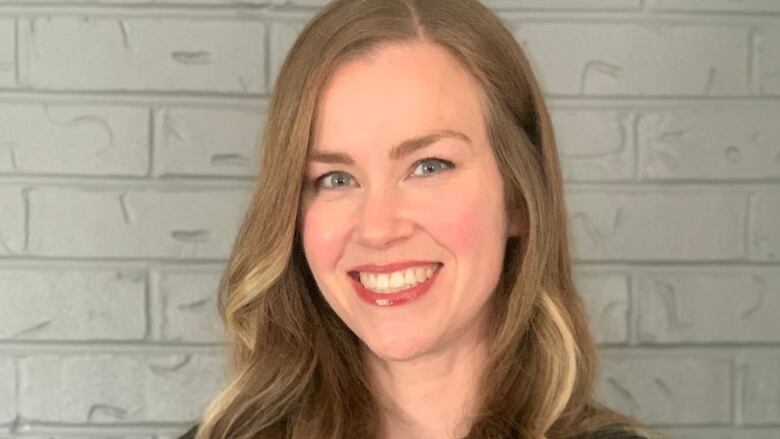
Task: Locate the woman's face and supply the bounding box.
[299,42,519,361]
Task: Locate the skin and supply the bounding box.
[299,42,520,439]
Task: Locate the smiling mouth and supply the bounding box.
[347,263,442,294]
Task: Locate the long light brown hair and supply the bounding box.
[194,0,655,437]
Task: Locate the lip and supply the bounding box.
[348,260,440,274]
[347,263,442,307]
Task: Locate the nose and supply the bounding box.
[354,184,414,249]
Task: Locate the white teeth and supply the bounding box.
[358,264,439,294]
[376,273,389,289]
[404,269,416,285]
[414,268,426,283]
[360,273,376,287]
[390,272,405,288]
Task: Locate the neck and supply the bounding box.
[364,322,489,439]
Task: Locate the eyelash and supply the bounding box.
[311,157,454,190]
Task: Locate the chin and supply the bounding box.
[361,332,437,362]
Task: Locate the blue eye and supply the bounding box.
[411,157,453,177]
[312,157,454,190]
[316,171,354,189]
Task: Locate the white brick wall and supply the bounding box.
[18,17,267,93]
[0,0,777,437]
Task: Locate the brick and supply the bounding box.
[151,270,225,343]
[637,107,780,180]
[21,354,141,423]
[662,427,780,439]
[510,22,749,96]
[159,433,197,439]
[271,0,329,4]
[749,191,780,261]
[18,17,265,93]
[740,353,780,424]
[573,271,629,344]
[0,358,14,424]
[650,0,780,13]
[756,26,780,96]
[268,20,310,92]
[0,269,146,341]
[31,0,327,3]
[0,19,13,87]
[566,189,747,261]
[552,109,635,181]
[27,186,250,259]
[596,351,732,424]
[144,354,226,421]
[636,269,780,343]
[153,107,264,177]
[0,104,149,176]
[0,186,26,256]
[19,353,225,423]
[159,434,191,439]
[0,435,152,439]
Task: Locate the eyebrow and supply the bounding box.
[306,129,472,165]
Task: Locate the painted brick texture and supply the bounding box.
[0,1,778,438]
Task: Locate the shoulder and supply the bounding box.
[176,424,198,439]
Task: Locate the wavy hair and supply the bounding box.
[194,0,655,437]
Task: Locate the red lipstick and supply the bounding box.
[347,263,442,307]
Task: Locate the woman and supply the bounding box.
[180,0,663,437]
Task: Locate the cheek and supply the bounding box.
[299,200,351,274]
[420,178,506,253]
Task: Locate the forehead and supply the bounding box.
[311,43,486,152]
